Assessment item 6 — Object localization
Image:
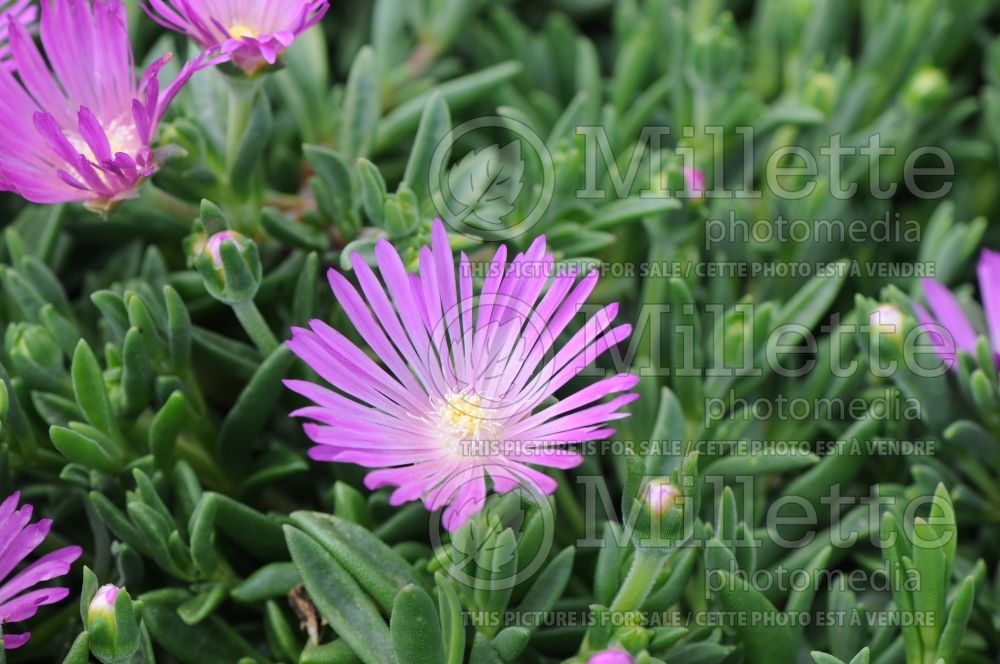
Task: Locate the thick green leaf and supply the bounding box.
[713,571,798,663]
[390,584,445,664]
[290,511,421,613]
[71,340,116,434]
[285,526,396,664]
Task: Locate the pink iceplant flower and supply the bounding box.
[0,492,82,650]
[0,0,216,209]
[286,220,638,531]
[916,249,1000,369]
[0,0,36,71]
[144,0,329,74]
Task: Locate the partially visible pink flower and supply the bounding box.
[589,648,634,664]
[286,220,637,532]
[682,167,705,197]
[144,0,328,75]
[916,249,1000,369]
[0,0,37,71]
[0,492,82,650]
[0,0,216,209]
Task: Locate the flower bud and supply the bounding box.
[588,648,634,664]
[903,67,949,113]
[613,624,650,653]
[194,229,263,304]
[85,584,141,664]
[205,230,253,269]
[5,323,66,391]
[802,72,836,116]
[869,305,905,339]
[690,18,742,89]
[645,480,681,519]
[682,168,706,198]
[6,323,62,370]
[87,585,119,620]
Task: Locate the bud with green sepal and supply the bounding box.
[187,201,277,354]
[601,450,700,624]
[194,230,262,305]
[5,322,69,394]
[81,568,143,664]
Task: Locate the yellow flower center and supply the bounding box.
[228,22,260,40]
[436,391,497,444]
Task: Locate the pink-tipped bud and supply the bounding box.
[869,305,905,338]
[204,230,250,269]
[87,584,120,619]
[683,167,706,197]
[85,583,141,663]
[646,480,681,519]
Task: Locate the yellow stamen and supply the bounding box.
[228,22,259,40]
[436,392,496,442]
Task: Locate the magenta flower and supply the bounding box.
[917,249,1000,369]
[0,0,37,71]
[0,492,82,650]
[144,0,329,74]
[286,220,637,531]
[0,0,214,209]
[588,648,634,664]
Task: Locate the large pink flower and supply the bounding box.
[0,492,82,650]
[0,0,36,71]
[286,221,637,531]
[144,0,328,74]
[0,0,214,209]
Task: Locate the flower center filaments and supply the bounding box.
[68,114,140,162]
[435,391,500,456]
[228,22,260,40]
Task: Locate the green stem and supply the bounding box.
[608,546,669,613]
[232,299,279,356]
[224,77,262,178]
[146,184,199,221]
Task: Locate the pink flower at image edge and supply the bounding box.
[589,648,634,664]
[0,492,81,650]
[0,0,37,71]
[144,0,329,74]
[0,0,217,208]
[916,249,1000,368]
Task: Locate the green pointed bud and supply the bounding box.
[5,322,67,392]
[903,67,950,113]
[194,230,263,304]
[6,323,62,371]
[86,585,142,664]
[612,623,649,653]
[802,72,836,116]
